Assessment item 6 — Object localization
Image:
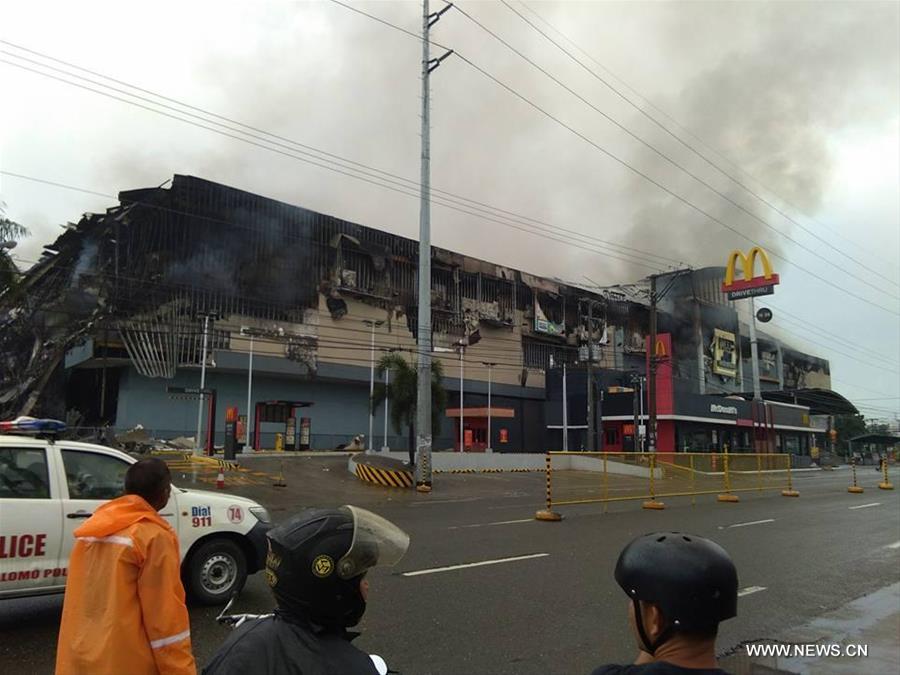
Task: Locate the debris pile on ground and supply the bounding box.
[336,434,366,451]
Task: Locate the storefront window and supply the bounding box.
[784,435,800,454]
[682,430,712,452]
[605,429,618,446]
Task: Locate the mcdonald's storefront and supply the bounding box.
[599,392,817,456]
[596,330,817,456]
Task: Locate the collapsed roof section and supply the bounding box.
[0,175,627,416]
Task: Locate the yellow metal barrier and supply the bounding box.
[536,451,797,519]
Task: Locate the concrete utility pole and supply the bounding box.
[648,275,658,453]
[647,269,692,454]
[415,0,453,491]
[586,301,595,452]
[195,311,218,455]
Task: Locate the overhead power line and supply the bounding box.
[756,299,899,368]
[515,0,900,274]
[0,50,683,273]
[496,0,899,291]
[4,19,898,313]
[0,37,682,271]
[321,0,900,316]
[453,1,898,299]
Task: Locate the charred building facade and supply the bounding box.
[0,175,843,454]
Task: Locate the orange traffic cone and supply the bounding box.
[216,468,225,489]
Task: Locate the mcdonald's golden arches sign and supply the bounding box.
[654,338,667,358]
[721,247,780,300]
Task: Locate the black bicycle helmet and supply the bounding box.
[266,505,409,628]
[614,532,738,653]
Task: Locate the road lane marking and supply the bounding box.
[725,519,775,529]
[886,541,900,550]
[848,503,881,510]
[401,553,549,577]
[408,497,483,507]
[738,586,767,597]
[447,518,533,530]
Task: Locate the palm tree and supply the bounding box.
[371,352,447,461]
[0,204,28,293]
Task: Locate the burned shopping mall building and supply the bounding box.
[0,175,846,454]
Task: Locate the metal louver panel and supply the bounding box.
[118,311,179,378]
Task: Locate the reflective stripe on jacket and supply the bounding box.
[55,494,196,675]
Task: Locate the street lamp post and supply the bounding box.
[195,311,218,455]
[240,327,258,452]
[458,346,465,452]
[363,319,385,453]
[639,374,646,452]
[482,362,496,452]
[382,366,390,452]
[562,360,568,452]
[246,334,254,451]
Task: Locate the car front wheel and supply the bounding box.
[187,538,248,605]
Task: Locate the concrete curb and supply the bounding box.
[343,452,661,478]
[209,451,356,459]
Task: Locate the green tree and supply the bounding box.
[867,421,890,435]
[371,352,447,454]
[0,203,29,293]
[833,413,867,455]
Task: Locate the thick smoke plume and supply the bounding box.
[621,1,899,276]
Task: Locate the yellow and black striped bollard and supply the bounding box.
[718,448,739,503]
[878,457,894,490]
[535,453,562,521]
[782,455,800,497]
[643,453,665,510]
[848,457,864,494]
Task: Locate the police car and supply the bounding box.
[0,418,270,605]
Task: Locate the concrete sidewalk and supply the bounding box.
[721,582,900,674]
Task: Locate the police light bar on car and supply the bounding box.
[0,417,67,434]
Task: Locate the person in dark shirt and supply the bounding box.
[590,532,738,675]
[203,505,409,675]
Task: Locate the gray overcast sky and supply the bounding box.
[1,0,898,420]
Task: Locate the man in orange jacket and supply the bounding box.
[56,457,196,675]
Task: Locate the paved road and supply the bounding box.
[1,458,897,674]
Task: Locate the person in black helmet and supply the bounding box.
[203,505,409,675]
[590,532,738,675]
